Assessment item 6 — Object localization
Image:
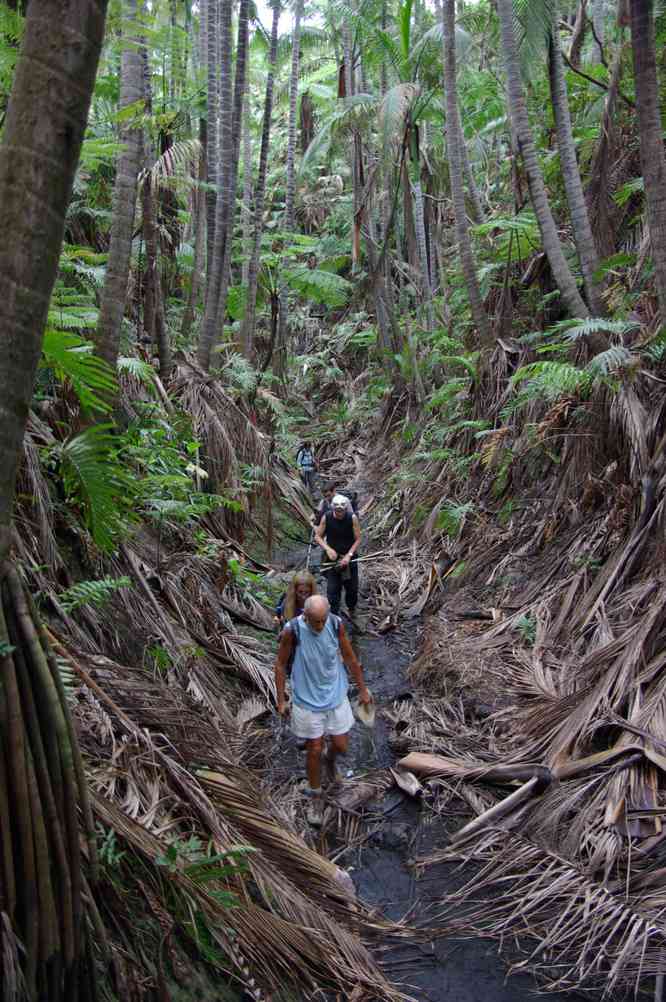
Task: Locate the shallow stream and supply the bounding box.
[273,544,577,1002]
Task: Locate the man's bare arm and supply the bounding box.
[274,628,294,713]
[315,515,337,560]
[340,515,361,566]
[339,624,370,702]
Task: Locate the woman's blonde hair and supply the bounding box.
[283,570,317,621]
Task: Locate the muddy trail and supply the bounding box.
[271,534,578,1002]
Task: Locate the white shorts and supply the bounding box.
[291,696,354,739]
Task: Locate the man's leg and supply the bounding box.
[326,569,342,614]
[305,736,324,825]
[323,732,348,786]
[344,560,359,613]
[305,736,323,790]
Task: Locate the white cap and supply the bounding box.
[331,494,348,508]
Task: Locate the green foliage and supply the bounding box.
[472,212,541,264]
[284,265,352,307]
[156,836,254,907]
[41,328,117,414]
[59,576,133,613]
[516,614,537,646]
[435,500,474,538]
[58,425,136,551]
[97,825,126,869]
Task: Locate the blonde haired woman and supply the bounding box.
[274,570,318,627]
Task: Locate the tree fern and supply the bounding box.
[284,266,352,307]
[59,576,132,613]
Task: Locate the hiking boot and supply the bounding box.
[306,796,324,827]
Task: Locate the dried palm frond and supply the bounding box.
[435,829,666,996]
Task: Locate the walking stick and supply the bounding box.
[306,527,315,570]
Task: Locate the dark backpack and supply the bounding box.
[282,613,342,675]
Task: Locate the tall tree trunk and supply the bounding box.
[241,94,253,287]
[496,0,588,317]
[0,4,107,997]
[629,0,666,318]
[141,54,171,377]
[240,0,281,358]
[548,9,604,314]
[0,0,108,559]
[96,0,144,374]
[277,0,304,378]
[204,0,219,281]
[569,0,588,67]
[181,119,207,340]
[411,172,435,331]
[197,0,237,370]
[213,0,250,364]
[442,0,490,341]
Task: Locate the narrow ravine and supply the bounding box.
[270,528,579,1002]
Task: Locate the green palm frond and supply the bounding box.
[300,94,377,173]
[379,81,419,153]
[60,425,135,551]
[141,139,203,191]
[41,328,117,413]
[513,0,557,76]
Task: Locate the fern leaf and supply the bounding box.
[41,328,117,413]
[59,576,132,613]
[586,345,635,376]
[60,425,135,551]
[284,266,352,307]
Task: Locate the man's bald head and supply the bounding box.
[304,594,330,633]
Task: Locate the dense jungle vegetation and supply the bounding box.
[3,0,666,999]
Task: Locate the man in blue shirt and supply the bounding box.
[275,595,372,825]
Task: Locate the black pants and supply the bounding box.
[326,560,358,614]
[300,469,315,493]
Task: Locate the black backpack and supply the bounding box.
[282,613,342,675]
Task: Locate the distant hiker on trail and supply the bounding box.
[275,594,372,826]
[296,440,316,494]
[274,570,318,628]
[315,494,361,621]
[312,481,358,524]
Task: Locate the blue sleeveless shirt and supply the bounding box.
[288,614,347,712]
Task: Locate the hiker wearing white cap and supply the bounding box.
[275,595,372,825]
[314,494,361,620]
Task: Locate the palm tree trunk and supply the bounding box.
[460,124,485,224]
[204,0,219,281]
[181,119,207,340]
[240,0,281,358]
[0,0,108,560]
[197,0,243,370]
[548,10,604,315]
[442,0,490,342]
[629,0,666,318]
[95,0,144,373]
[411,174,435,331]
[0,7,107,994]
[277,0,304,378]
[496,0,588,317]
[241,94,253,287]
